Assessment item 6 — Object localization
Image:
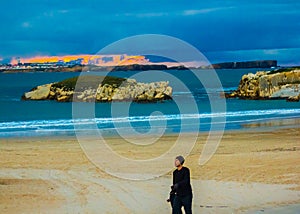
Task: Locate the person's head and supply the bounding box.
[175,155,185,167]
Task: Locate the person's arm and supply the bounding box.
[171,171,176,191]
[173,170,175,185]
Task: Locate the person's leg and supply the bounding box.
[172,195,183,214]
[182,194,192,214]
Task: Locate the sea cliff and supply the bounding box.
[225,68,300,102]
[212,60,277,69]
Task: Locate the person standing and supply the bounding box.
[170,155,193,214]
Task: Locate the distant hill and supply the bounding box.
[211,60,277,69]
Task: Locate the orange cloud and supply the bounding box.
[9,54,206,68]
[10,54,150,66]
[10,58,18,65]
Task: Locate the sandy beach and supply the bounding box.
[0,127,299,213]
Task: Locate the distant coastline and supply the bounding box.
[211,60,277,69]
[0,60,279,73]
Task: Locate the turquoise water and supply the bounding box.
[0,69,299,137]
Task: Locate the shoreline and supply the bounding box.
[1,116,299,139]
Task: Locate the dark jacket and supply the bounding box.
[173,166,192,196]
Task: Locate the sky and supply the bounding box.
[0,0,300,65]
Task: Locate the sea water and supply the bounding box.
[0,69,299,138]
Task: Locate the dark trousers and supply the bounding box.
[172,194,192,214]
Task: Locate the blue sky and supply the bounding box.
[0,0,299,65]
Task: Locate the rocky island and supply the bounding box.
[225,68,300,102]
[21,76,172,103]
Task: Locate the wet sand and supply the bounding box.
[0,128,299,213]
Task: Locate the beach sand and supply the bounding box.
[0,128,299,213]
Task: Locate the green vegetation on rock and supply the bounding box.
[52,75,126,91]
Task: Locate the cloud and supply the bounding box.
[263,49,279,55]
[123,12,168,18]
[42,9,69,18]
[58,10,69,14]
[183,7,234,16]
[21,22,31,28]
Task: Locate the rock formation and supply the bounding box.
[22,76,173,103]
[225,69,300,102]
[22,84,52,100]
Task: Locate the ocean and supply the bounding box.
[0,69,299,138]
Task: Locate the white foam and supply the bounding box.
[0,109,299,133]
